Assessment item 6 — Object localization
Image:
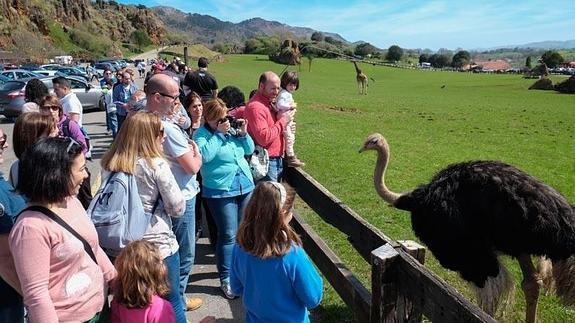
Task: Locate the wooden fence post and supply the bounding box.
[371,244,400,323]
[397,240,426,322]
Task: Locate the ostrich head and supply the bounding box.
[359,133,401,205]
[359,133,388,154]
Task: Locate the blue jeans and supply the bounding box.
[205,192,252,284]
[106,112,118,138]
[171,197,196,298]
[0,278,23,323]
[164,252,186,323]
[260,157,283,182]
[117,114,127,131]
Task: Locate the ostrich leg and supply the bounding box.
[518,254,541,323]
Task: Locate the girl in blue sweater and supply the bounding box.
[231,182,323,323]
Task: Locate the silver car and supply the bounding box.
[0,76,105,118]
[0,69,44,80]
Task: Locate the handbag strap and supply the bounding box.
[24,205,98,265]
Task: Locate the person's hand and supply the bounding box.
[236,118,248,136]
[189,140,200,157]
[216,119,230,134]
[290,121,296,133]
[177,115,186,126]
[279,109,296,123]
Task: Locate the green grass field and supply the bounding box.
[210,55,575,322]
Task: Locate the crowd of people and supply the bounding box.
[0,56,322,323]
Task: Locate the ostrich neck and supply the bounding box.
[374,146,401,205]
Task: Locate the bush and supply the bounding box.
[528,78,554,90]
[554,75,575,94]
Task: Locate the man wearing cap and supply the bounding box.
[183,57,218,102]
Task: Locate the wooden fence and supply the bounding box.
[284,167,495,322]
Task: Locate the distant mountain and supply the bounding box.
[479,39,575,51]
[151,6,348,46]
[516,39,575,49]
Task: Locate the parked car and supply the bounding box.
[94,62,116,78]
[2,63,18,70]
[19,64,42,71]
[32,70,68,77]
[97,60,121,71]
[0,69,44,80]
[39,64,64,71]
[116,60,128,68]
[0,76,105,118]
[55,67,89,81]
[0,75,9,85]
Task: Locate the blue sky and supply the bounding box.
[119,0,575,50]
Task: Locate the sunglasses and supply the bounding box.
[0,133,7,147]
[217,117,229,124]
[41,105,60,112]
[156,92,180,103]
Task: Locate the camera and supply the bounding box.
[225,115,244,136]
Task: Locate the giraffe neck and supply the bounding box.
[353,62,361,74]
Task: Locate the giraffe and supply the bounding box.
[353,61,368,95]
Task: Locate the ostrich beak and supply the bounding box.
[359,146,367,153]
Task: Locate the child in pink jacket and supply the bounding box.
[111,241,175,323]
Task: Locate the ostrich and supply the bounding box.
[359,133,575,323]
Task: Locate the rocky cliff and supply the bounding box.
[0,0,166,60]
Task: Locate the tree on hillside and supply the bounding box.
[311,32,324,42]
[525,56,532,68]
[541,50,564,68]
[355,42,378,57]
[131,30,152,50]
[429,54,451,68]
[324,36,343,46]
[386,45,403,61]
[244,36,281,55]
[419,54,430,64]
[451,50,471,68]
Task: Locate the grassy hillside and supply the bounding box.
[210,55,575,322]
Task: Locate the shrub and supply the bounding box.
[554,75,575,94]
[528,78,554,90]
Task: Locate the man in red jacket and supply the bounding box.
[246,71,295,182]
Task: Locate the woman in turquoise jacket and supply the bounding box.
[193,98,255,299]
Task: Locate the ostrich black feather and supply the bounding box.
[395,160,575,287]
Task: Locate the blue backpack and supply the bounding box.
[87,172,158,256]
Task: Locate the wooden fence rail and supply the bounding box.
[285,167,495,322]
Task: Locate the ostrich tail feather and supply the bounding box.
[471,259,515,318]
[552,256,575,306]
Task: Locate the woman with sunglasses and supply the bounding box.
[192,98,255,299]
[39,95,87,154]
[10,137,116,323]
[100,112,188,323]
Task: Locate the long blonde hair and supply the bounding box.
[237,182,301,258]
[113,240,170,308]
[101,112,164,174]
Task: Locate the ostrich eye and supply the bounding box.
[369,138,378,144]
